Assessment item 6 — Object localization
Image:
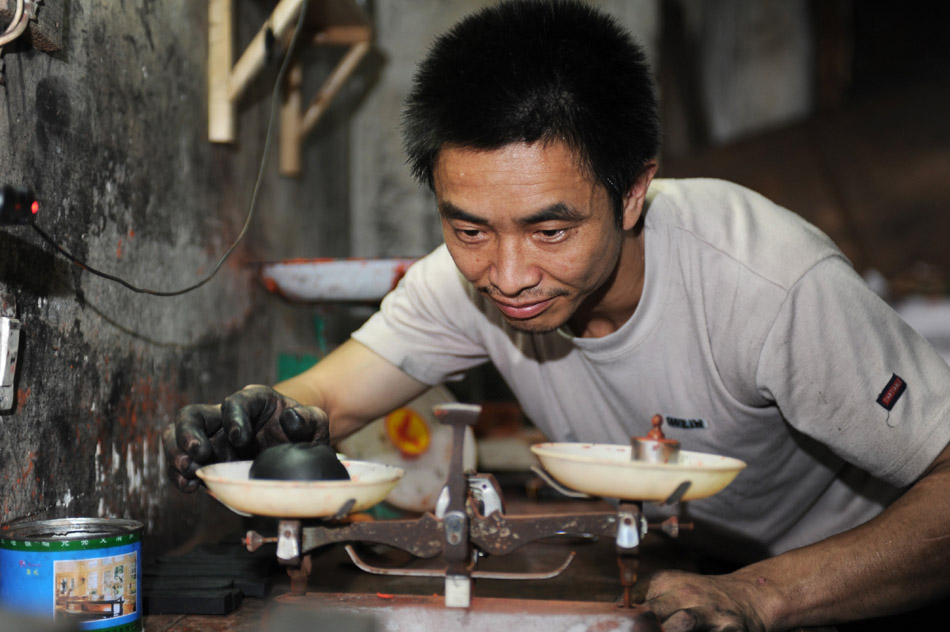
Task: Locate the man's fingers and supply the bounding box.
[208,427,239,463]
[659,607,744,632]
[643,571,690,617]
[166,464,202,493]
[222,385,278,447]
[278,408,312,442]
[646,572,727,632]
[174,404,223,461]
[645,571,759,632]
[171,387,323,490]
[646,593,683,628]
[279,406,330,443]
[660,609,702,632]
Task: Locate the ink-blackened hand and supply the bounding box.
[162,385,330,493]
[221,385,330,449]
[163,404,235,493]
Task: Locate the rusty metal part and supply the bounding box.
[285,554,312,595]
[244,531,277,552]
[648,515,694,538]
[298,513,445,558]
[618,554,639,609]
[468,508,623,556]
[282,496,635,561]
[616,502,642,609]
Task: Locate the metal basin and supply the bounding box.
[196,459,404,518]
[530,443,746,502]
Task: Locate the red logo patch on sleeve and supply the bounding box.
[876,374,906,411]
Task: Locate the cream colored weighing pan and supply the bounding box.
[196,460,404,518]
[530,443,746,502]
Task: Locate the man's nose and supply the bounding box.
[489,239,541,296]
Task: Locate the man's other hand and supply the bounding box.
[644,570,768,632]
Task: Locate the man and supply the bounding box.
[163,1,950,630]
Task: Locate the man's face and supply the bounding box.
[433,141,635,335]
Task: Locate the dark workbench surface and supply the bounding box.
[143,488,949,632]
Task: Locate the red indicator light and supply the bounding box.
[31,200,39,214]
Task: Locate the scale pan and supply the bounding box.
[530,443,746,502]
[196,460,404,518]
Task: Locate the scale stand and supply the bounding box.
[245,403,690,610]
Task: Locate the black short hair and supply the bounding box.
[402,0,660,223]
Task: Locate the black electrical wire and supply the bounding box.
[29,0,311,297]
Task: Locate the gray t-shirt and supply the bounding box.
[353,178,950,562]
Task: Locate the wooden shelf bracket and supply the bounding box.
[208,0,372,176]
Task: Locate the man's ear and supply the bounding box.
[621,161,658,231]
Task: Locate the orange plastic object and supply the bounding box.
[385,407,432,458]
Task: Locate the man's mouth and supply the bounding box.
[491,297,556,320]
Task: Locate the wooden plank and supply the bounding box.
[31,0,63,52]
[3,0,63,51]
[228,0,305,102]
[300,40,370,136]
[280,61,304,176]
[311,0,371,29]
[208,0,235,143]
[311,25,372,46]
[205,0,372,162]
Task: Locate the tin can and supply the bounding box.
[0,518,143,632]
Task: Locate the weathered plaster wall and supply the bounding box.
[0,1,351,554]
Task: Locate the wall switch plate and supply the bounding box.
[0,293,19,411]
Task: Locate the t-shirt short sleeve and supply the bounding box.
[756,256,950,486]
[352,245,490,385]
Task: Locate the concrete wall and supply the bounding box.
[0,0,351,554]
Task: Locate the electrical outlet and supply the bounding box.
[0,292,19,412]
[0,185,37,225]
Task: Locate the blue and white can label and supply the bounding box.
[0,518,143,632]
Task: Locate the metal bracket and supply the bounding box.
[0,292,19,412]
[615,505,645,550]
[531,465,592,499]
[276,519,302,563]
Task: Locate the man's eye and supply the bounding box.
[456,228,483,239]
[537,229,567,240]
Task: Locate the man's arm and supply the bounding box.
[646,441,950,631]
[274,338,432,441]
